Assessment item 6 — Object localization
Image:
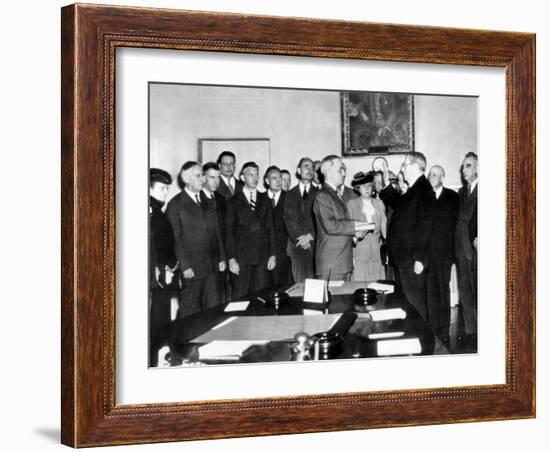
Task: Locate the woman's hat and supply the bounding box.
[351,171,374,187]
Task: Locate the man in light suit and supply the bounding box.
[166,161,225,317]
[283,157,319,283]
[216,150,243,200]
[455,152,478,347]
[226,162,276,298]
[313,155,372,281]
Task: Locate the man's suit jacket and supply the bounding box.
[283,184,319,258]
[225,190,275,266]
[201,190,227,252]
[381,175,434,269]
[269,191,289,261]
[313,184,356,276]
[428,187,459,264]
[455,183,478,261]
[341,185,359,203]
[149,196,177,287]
[166,190,224,279]
[216,176,243,200]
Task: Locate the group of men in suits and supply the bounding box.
[149,149,479,355]
[377,151,478,345]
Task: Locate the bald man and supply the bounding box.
[426,165,459,342]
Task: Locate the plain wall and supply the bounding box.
[150,83,477,197]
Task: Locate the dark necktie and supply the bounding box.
[229,180,234,195]
[271,193,276,207]
[195,194,202,207]
[249,192,256,211]
[302,186,308,200]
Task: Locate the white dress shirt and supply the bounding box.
[469,178,478,193]
[243,188,257,204]
[299,181,311,197]
[184,187,201,204]
[268,189,282,206]
[221,175,237,192]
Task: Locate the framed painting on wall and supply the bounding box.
[341,91,415,157]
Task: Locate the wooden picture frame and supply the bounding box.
[61,3,535,447]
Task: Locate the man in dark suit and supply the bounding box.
[313,155,372,281]
[226,161,276,298]
[426,165,459,342]
[455,152,478,347]
[216,150,243,200]
[283,157,319,283]
[166,161,225,318]
[264,165,292,288]
[312,159,323,189]
[380,152,434,321]
[149,168,179,366]
[201,161,229,302]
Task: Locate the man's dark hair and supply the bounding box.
[264,165,281,180]
[465,151,478,161]
[216,151,236,165]
[240,161,259,178]
[202,161,220,173]
[263,165,281,189]
[295,157,313,179]
[281,169,290,177]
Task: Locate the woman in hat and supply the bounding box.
[347,171,387,281]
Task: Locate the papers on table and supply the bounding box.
[329,280,345,287]
[224,301,250,312]
[367,331,405,340]
[198,340,267,360]
[369,308,407,322]
[376,338,422,356]
[367,281,395,294]
[303,278,327,303]
[303,309,324,316]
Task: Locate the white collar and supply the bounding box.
[326,182,341,194]
[268,189,282,203]
[407,172,422,187]
[222,175,235,187]
[299,181,311,194]
[469,179,478,191]
[202,188,214,199]
[243,187,257,199]
[184,187,201,204]
[434,186,443,199]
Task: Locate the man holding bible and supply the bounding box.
[313,155,373,281]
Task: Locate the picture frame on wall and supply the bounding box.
[341,91,415,157]
[61,3,535,447]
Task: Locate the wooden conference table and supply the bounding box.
[164,282,444,366]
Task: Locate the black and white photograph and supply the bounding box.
[148,82,479,367]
